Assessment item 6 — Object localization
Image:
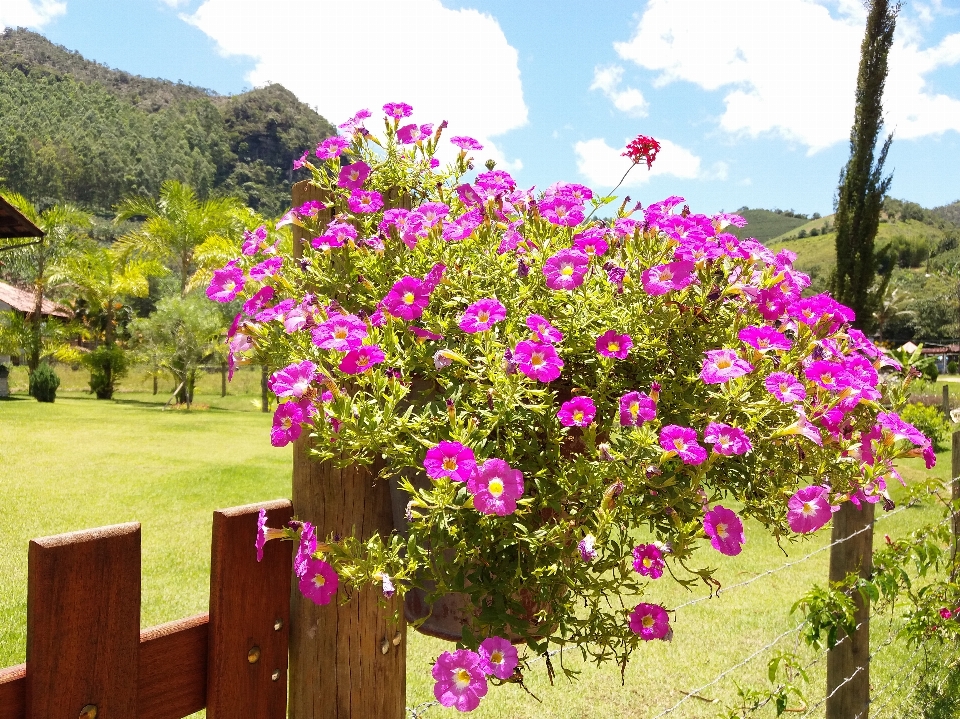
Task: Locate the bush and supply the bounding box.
[948,361,958,375]
[28,363,60,403]
[84,345,129,399]
[798,229,808,238]
[902,402,952,451]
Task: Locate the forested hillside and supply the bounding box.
[0,28,334,216]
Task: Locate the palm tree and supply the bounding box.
[50,241,160,398]
[2,192,90,370]
[115,180,245,296]
[872,286,914,342]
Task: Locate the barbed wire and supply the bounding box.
[406,700,440,718]
[851,642,929,719]
[647,622,804,719]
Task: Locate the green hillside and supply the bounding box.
[729,208,813,243]
[0,28,334,216]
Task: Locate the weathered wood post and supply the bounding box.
[826,503,874,719]
[287,181,407,719]
[943,384,950,417]
[952,431,960,569]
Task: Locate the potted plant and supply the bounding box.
[211,103,932,713]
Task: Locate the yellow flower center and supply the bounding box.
[403,292,416,305]
[716,523,729,539]
[454,668,472,689]
[478,311,490,323]
[561,265,574,276]
[334,327,348,339]
[350,170,360,181]
[660,269,674,282]
[442,457,458,471]
[643,557,652,568]
[779,382,790,394]
[758,338,769,348]
[673,438,685,451]
[629,401,640,417]
[224,281,235,292]
[488,478,505,497]
[573,410,584,422]
[281,417,293,430]
[313,573,326,588]
[802,501,815,516]
[642,615,654,628]
[491,650,504,664]
[821,373,835,385]
[530,352,545,367]
[716,357,733,370]
[607,342,620,353]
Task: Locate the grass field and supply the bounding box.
[0,381,952,718]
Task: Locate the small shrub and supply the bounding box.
[948,360,958,375]
[84,345,129,400]
[28,363,60,403]
[810,227,820,236]
[798,229,808,238]
[902,402,952,450]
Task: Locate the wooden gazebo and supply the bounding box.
[0,194,43,247]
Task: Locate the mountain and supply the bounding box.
[0,28,334,217]
[728,208,816,243]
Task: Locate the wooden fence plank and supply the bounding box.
[206,500,293,719]
[138,614,209,719]
[0,665,25,719]
[26,523,140,719]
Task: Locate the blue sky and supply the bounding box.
[3,0,960,216]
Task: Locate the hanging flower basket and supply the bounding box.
[218,103,933,713]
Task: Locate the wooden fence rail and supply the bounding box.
[0,499,292,719]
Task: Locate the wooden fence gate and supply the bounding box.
[0,500,292,719]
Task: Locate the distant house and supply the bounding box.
[0,194,43,242]
[0,280,72,319]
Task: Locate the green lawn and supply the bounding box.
[0,383,951,718]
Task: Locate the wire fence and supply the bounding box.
[406,477,959,719]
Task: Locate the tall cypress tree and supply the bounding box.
[832,0,899,331]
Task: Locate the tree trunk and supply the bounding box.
[152,374,158,396]
[28,275,44,372]
[173,360,188,404]
[221,362,227,397]
[289,441,405,719]
[261,366,269,413]
[826,502,874,719]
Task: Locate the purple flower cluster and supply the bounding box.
[432,636,517,712]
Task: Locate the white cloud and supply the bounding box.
[183,0,528,167]
[0,0,66,28]
[613,0,960,152]
[573,137,701,189]
[590,65,648,116]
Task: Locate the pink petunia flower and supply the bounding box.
[312,314,368,351]
[467,458,524,516]
[298,558,339,605]
[271,402,303,447]
[270,360,317,399]
[347,190,383,214]
[243,285,275,316]
[700,349,754,384]
[787,486,833,534]
[339,345,385,374]
[596,330,633,360]
[619,391,657,426]
[632,544,665,578]
[207,264,245,302]
[513,340,564,382]
[557,396,596,427]
[641,260,697,296]
[316,135,350,159]
[765,372,806,403]
[294,521,316,578]
[578,534,597,562]
[422,263,447,292]
[441,208,484,242]
[312,222,357,251]
[396,123,432,144]
[424,441,477,483]
[382,276,431,320]
[738,325,792,352]
[703,505,745,556]
[941,608,954,620]
[337,160,370,190]
[459,298,506,333]
[450,135,483,151]
[805,361,852,392]
[383,101,413,119]
[542,249,589,291]
[432,650,488,712]
[659,425,707,465]
[525,314,563,343]
[249,256,283,281]
[255,507,285,562]
[540,197,584,227]
[409,326,443,341]
[478,637,518,680]
[241,225,270,255]
[573,228,609,258]
[629,603,670,640]
[703,422,752,456]
[416,202,450,228]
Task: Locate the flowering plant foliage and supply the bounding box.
[221,103,934,709]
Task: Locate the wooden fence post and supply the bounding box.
[25,523,141,718]
[287,181,407,719]
[952,431,960,566]
[944,384,950,417]
[826,503,874,719]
